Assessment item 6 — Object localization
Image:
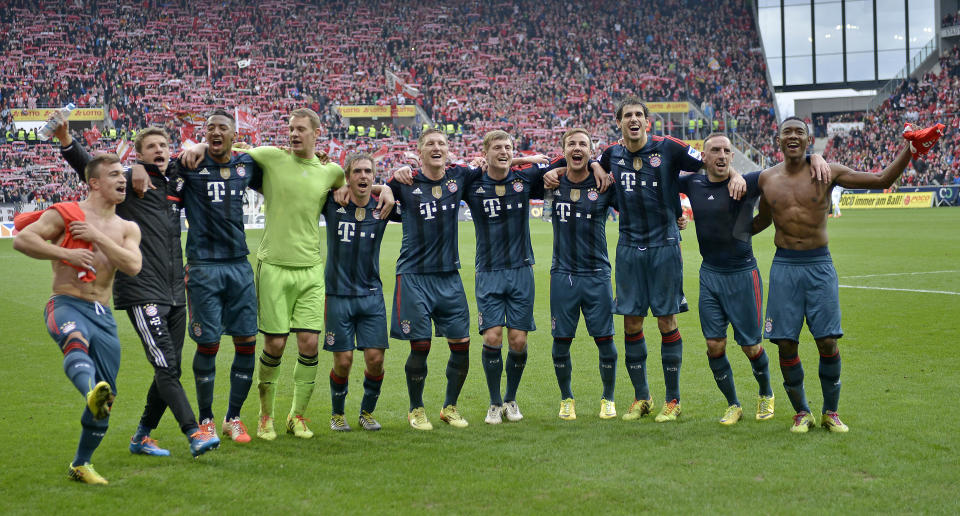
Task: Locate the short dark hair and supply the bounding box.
[206,108,236,128]
[85,153,121,184]
[615,96,650,121]
[779,116,809,134]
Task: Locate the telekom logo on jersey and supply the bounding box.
[482,198,501,217]
[207,181,226,202]
[419,201,438,219]
[554,202,572,221]
[338,221,355,242]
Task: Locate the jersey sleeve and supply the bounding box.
[328,163,346,189]
[247,160,264,192]
[668,138,703,173]
[677,173,693,194]
[744,171,762,197]
[599,146,613,172]
[242,145,285,166]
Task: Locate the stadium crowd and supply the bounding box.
[823,44,960,186]
[1,0,779,193]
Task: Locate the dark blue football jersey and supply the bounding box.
[599,136,703,248]
[388,165,479,274]
[463,165,545,271]
[550,173,616,275]
[679,171,761,270]
[322,196,389,296]
[176,152,261,262]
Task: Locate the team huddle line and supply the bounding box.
[14,98,935,485]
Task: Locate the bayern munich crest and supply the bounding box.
[401,320,411,334]
[446,180,458,193]
[587,190,599,201]
[145,304,158,317]
[764,318,773,333]
[237,164,246,177]
[513,181,524,192]
[326,332,335,346]
[60,321,77,334]
[650,155,662,167]
[192,322,202,337]
[478,312,484,327]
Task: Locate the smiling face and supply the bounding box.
[418,131,448,172]
[776,118,811,159]
[205,114,236,162]
[288,115,320,158]
[562,131,592,173]
[617,104,649,146]
[137,134,170,173]
[484,137,514,175]
[703,135,733,180]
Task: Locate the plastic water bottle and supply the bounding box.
[37,103,76,141]
[542,188,555,222]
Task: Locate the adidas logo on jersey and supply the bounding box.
[707,195,714,200]
[199,168,209,175]
[476,186,485,193]
[617,158,626,165]
[337,207,346,213]
[412,187,422,194]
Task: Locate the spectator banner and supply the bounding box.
[827,122,864,136]
[683,140,703,151]
[13,108,104,122]
[838,192,934,209]
[338,105,416,118]
[646,102,689,114]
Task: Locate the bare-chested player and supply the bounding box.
[14,153,142,484]
[752,117,916,434]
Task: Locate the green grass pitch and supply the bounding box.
[0,209,958,513]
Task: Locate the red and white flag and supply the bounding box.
[385,70,420,99]
[115,138,133,162]
[326,138,345,165]
[235,106,259,144]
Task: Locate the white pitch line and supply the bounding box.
[840,270,959,279]
[838,284,960,296]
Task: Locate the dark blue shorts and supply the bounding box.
[44,295,121,393]
[614,244,688,317]
[699,264,763,346]
[391,272,470,340]
[764,247,843,342]
[550,272,614,338]
[475,266,536,333]
[324,294,389,352]
[185,260,258,343]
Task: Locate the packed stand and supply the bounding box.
[0,0,779,195]
[823,45,960,186]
